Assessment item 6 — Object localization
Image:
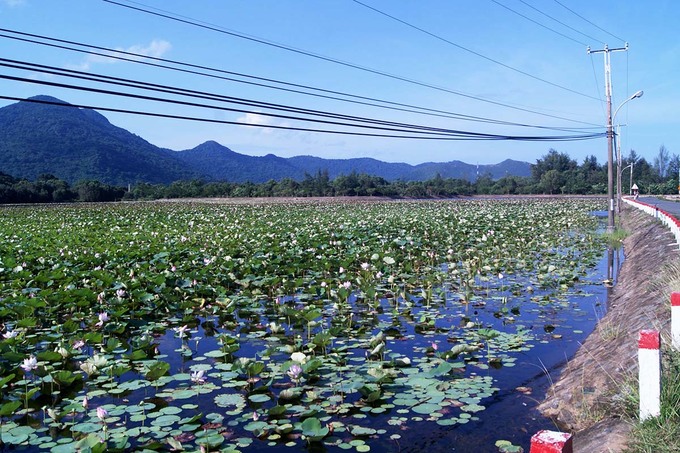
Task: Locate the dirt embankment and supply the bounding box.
[538,205,679,452]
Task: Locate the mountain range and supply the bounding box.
[0,96,531,186]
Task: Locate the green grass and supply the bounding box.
[623,347,680,452]
[601,228,630,249]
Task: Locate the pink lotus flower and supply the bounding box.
[287,364,303,382]
[96,312,109,327]
[96,406,107,421]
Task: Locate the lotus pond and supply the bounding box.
[0,198,610,452]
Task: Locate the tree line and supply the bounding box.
[1,147,677,204]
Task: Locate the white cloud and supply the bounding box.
[236,112,292,135]
[68,39,171,71]
[236,112,273,127]
[125,39,172,59]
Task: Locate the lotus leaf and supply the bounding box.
[214,393,246,408]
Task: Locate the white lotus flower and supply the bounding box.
[91,354,108,369]
[191,369,206,384]
[20,355,38,372]
[2,329,18,339]
[290,352,307,364]
[174,325,189,339]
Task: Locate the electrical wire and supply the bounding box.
[490,0,588,46]
[352,0,599,100]
[515,0,604,45]
[101,0,602,119]
[589,53,606,119]
[0,94,606,142]
[490,0,584,46]
[0,27,602,129]
[1,58,521,136]
[0,72,478,138]
[553,0,626,45]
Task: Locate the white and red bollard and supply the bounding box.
[638,330,661,421]
[672,292,680,349]
[530,430,573,453]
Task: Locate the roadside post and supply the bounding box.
[638,330,661,421]
[672,293,680,349]
[529,430,573,453]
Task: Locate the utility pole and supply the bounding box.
[588,43,628,232]
[616,124,622,214]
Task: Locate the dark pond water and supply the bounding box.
[111,247,615,452]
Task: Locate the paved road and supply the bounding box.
[637,196,680,219]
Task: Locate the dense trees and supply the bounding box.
[1,148,679,204]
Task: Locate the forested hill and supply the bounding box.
[0,96,201,185]
[0,96,531,185]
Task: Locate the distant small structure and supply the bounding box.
[632,183,639,199]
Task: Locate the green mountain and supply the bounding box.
[287,155,530,181]
[0,96,201,185]
[0,96,531,185]
[174,141,303,182]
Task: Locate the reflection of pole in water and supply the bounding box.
[606,247,615,302]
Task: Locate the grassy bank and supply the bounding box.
[624,346,680,452]
[624,256,680,452]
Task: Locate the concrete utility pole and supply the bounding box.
[588,43,628,233]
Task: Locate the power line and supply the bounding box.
[515,0,604,45]
[589,53,606,118]
[0,27,601,129]
[490,0,588,46]
[1,58,518,136]
[0,94,464,140]
[0,71,478,138]
[351,0,599,100]
[101,0,601,120]
[553,0,626,44]
[0,94,606,142]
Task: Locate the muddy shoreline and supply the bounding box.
[537,204,678,452]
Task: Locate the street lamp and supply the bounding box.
[621,162,634,195]
[614,90,643,215]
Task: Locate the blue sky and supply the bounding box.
[0,0,676,166]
